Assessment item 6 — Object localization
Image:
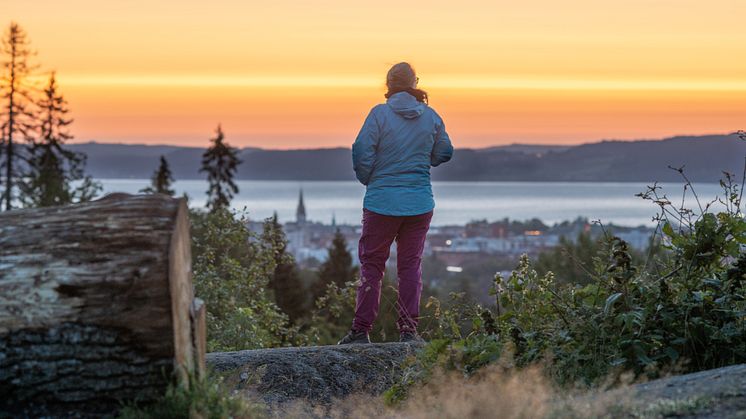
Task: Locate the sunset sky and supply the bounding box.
[5,0,746,148]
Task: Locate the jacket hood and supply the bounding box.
[386,91,426,119]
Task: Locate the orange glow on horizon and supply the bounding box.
[5,0,746,148]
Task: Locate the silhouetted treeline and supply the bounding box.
[0,22,100,209]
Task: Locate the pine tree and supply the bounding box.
[140,155,175,195]
[20,72,100,207]
[312,230,359,301]
[262,213,308,323]
[200,124,240,211]
[0,22,37,210]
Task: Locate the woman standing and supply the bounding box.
[339,62,454,344]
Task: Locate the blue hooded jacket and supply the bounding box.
[352,91,454,216]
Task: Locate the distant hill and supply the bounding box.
[69,133,744,183]
[477,144,571,155]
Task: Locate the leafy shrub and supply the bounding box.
[536,232,602,285]
[191,208,305,351]
[389,154,746,400]
[306,280,358,345]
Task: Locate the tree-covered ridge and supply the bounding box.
[68,134,743,182]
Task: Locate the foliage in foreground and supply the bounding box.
[535,230,661,286]
[387,164,746,403]
[118,372,263,419]
[191,208,306,351]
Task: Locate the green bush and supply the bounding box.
[306,280,358,345]
[388,163,746,401]
[191,208,305,351]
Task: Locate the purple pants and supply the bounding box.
[353,208,433,333]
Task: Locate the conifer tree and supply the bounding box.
[140,155,175,195]
[0,22,37,210]
[312,230,359,301]
[262,213,308,323]
[200,124,240,211]
[20,72,100,207]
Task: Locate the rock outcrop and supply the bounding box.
[207,342,421,407]
[616,364,746,418]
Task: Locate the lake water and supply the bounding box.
[98,179,725,227]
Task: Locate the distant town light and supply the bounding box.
[446,266,463,273]
[445,239,452,246]
[524,230,542,236]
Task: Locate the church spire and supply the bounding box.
[296,188,307,224]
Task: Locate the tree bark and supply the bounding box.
[0,193,204,416]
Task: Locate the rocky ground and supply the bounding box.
[601,364,746,418]
[207,342,421,407]
[208,344,746,418]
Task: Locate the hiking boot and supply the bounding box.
[399,331,424,343]
[338,329,371,345]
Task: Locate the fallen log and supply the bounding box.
[0,193,204,416]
